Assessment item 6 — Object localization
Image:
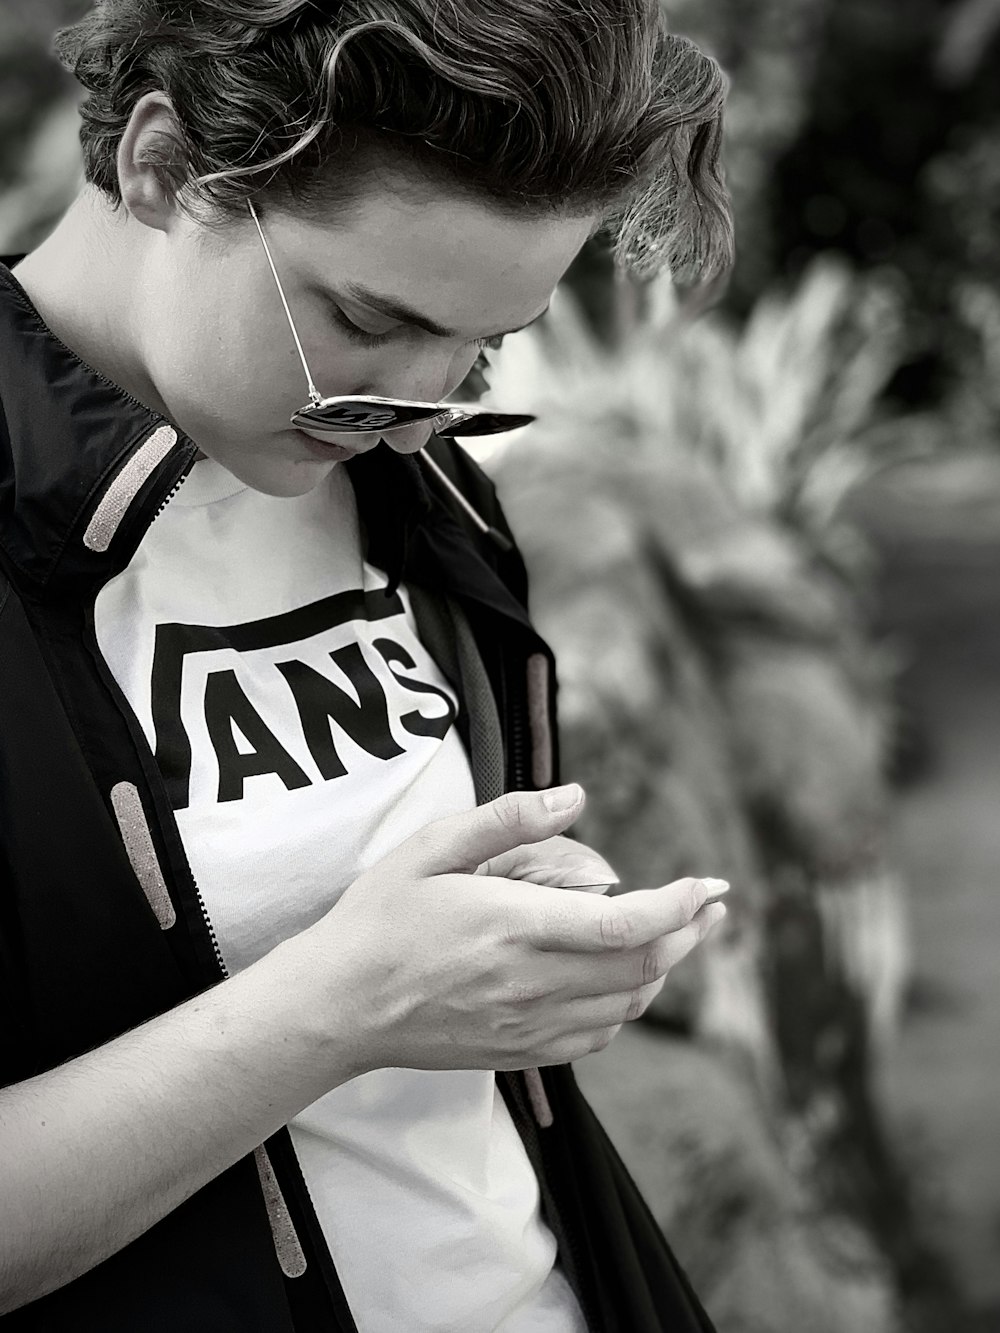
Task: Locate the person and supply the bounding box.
[0,1,735,1329]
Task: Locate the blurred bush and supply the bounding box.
[0,1,85,255]
[472,258,959,1331]
[754,0,1000,423]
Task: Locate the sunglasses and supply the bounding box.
[248,200,536,440]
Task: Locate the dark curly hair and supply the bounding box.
[53,0,734,282]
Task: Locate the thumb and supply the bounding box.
[402,785,586,879]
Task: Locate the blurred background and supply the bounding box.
[3,2,999,1330]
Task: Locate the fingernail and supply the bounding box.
[542,783,583,812]
[700,878,730,895]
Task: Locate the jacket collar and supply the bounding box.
[0,259,534,634]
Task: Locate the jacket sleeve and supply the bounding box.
[0,571,36,1087]
[540,1062,719,1333]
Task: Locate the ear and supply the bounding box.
[117,90,188,233]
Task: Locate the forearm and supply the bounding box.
[0,935,358,1315]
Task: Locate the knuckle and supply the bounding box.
[491,795,527,837]
[641,942,665,987]
[680,878,703,922]
[624,988,646,1023]
[503,977,546,1007]
[598,905,634,951]
[542,1037,582,1066]
[591,1025,621,1053]
[691,904,718,942]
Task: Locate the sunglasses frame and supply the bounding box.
[248,200,534,439]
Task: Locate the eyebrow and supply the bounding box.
[338,281,551,340]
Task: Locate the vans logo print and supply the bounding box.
[150,586,457,811]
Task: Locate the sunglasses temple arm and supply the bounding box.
[417,450,514,554]
[248,199,322,406]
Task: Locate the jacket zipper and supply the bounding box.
[81,591,230,986]
[78,449,367,1324]
[150,470,195,525]
[507,660,533,791]
[81,450,227,981]
[0,267,167,420]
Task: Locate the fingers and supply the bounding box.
[562,975,666,1034]
[475,832,618,889]
[402,787,586,878]
[511,898,727,1003]
[523,877,729,954]
[516,900,728,1059]
[528,833,619,888]
[528,961,689,1064]
[587,899,727,993]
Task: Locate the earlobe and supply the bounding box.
[117,91,185,232]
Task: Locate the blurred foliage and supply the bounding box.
[765,0,1000,420]
[472,259,964,1330]
[0,0,86,255]
[660,0,830,307]
[0,0,83,163]
[556,0,998,459]
[664,0,1000,432]
[0,3,76,171]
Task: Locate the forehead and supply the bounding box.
[274,176,596,330]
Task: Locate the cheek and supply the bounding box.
[175,331,272,404]
[148,244,294,397]
[186,269,294,394]
[148,323,294,440]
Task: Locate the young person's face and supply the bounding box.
[128,135,595,497]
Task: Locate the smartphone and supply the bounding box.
[562,877,730,902]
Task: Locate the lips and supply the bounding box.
[295,428,381,457]
[297,430,378,446]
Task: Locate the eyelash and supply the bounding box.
[331,305,506,352]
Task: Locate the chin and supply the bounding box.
[219,449,340,499]
[267,459,345,496]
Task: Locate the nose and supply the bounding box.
[371,367,457,453]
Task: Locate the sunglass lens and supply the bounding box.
[436,412,536,438]
[292,399,444,433]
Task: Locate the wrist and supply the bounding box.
[261,928,372,1087]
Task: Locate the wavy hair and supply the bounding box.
[54,0,734,281]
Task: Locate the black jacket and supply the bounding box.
[0,258,716,1333]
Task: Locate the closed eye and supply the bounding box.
[331,304,507,353]
[326,290,547,352]
[329,305,394,350]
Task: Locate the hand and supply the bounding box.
[475,833,620,893]
[295,784,729,1078]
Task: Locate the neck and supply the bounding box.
[12,187,177,429]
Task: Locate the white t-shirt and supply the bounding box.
[93,456,587,1333]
